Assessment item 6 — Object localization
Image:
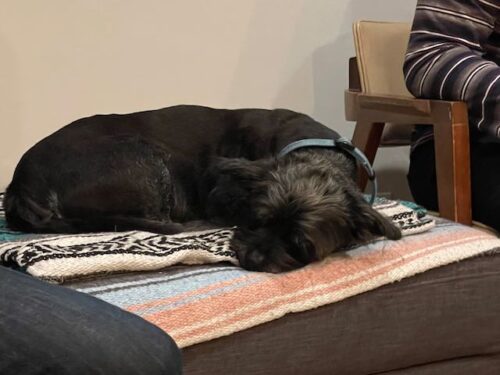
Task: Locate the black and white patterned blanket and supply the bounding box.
[0,193,434,282]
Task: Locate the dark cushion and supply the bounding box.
[183,251,500,375]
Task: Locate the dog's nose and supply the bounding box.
[245,250,266,268]
[261,263,287,274]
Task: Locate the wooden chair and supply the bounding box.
[345,20,472,225]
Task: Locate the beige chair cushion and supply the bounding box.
[353,21,414,145]
[353,20,412,96]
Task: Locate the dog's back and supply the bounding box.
[4,105,338,234]
[5,105,220,233]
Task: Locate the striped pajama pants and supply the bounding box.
[404,48,500,230]
[403,0,500,230]
[405,48,500,230]
[405,45,500,143]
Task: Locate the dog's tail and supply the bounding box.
[3,189,184,235]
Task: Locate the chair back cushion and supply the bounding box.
[353,20,414,145]
[353,20,412,96]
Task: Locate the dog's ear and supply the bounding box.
[356,203,402,241]
[206,158,269,225]
[213,157,269,181]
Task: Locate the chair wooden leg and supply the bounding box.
[431,101,472,225]
[351,121,385,191]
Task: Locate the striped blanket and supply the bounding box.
[2,192,499,347]
[0,193,433,282]
[67,218,500,348]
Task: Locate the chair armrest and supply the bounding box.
[345,90,467,125]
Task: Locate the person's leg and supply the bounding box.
[0,266,182,375]
[408,140,500,232]
[467,142,500,231]
[407,141,439,213]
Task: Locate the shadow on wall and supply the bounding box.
[274,0,417,134]
[316,0,417,202]
[273,1,351,129]
[226,0,322,111]
[312,0,418,130]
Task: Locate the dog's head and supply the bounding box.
[207,152,401,273]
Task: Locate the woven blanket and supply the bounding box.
[67,218,500,348]
[1,193,499,347]
[0,193,434,282]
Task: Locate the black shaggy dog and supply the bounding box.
[5,105,401,272]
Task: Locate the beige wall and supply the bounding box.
[0,0,417,198]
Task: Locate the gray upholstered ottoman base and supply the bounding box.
[183,251,500,375]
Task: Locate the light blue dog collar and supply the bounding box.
[277,137,377,205]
